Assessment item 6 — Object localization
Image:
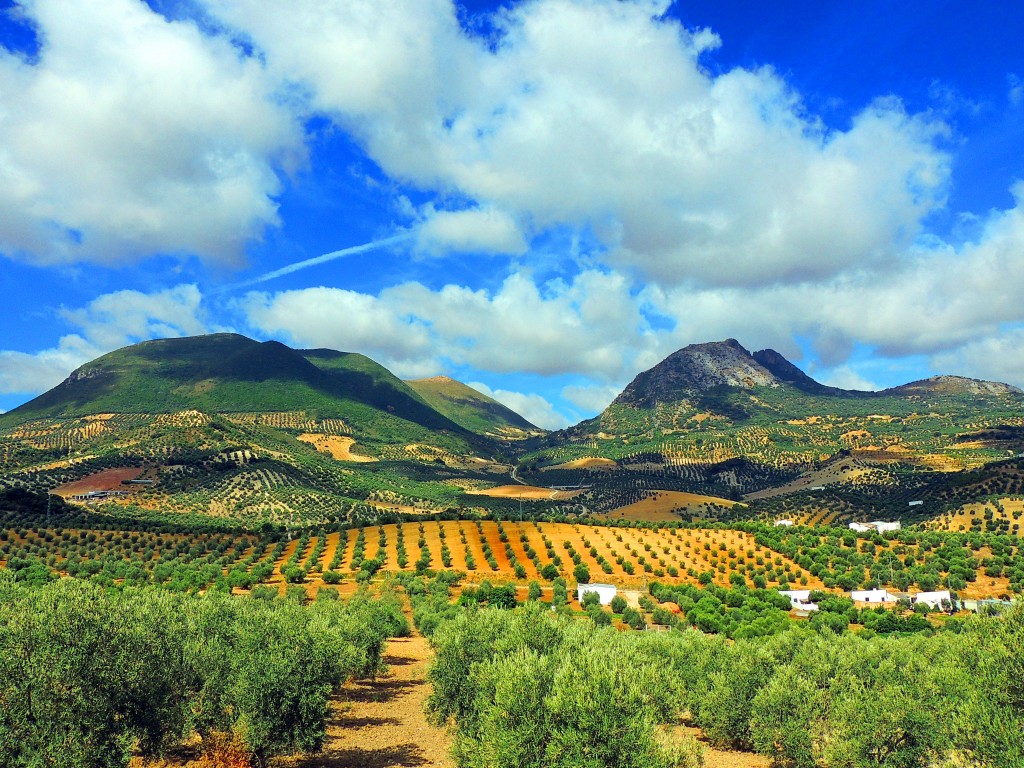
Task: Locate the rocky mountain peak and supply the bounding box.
[613,339,780,408]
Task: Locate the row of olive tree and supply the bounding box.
[425,600,1023,768]
[0,573,407,768]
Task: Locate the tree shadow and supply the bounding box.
[344,678,422,705]
[335,715,402,728]
[383,653,419,667]
[291,742,431,768]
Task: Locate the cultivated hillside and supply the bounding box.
[521,339,1024,524]
[407,375,540,436]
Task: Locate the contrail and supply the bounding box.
[216,233,412,293]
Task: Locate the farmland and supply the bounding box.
[3,334,1024,766]
[4,485,1021,603]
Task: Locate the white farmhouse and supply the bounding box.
[851,589,898,604]
[849,521,902,534]
[576,583,617,606]
[871,521,902,533]
[774,519,795,527]
[913,590,952,610]
[779,589,818,611]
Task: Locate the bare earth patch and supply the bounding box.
[297,434,377,462]
[678,726,770,768]
[540,456,618,471]
[53,467,145,497]
[600,490,739,521]
[468,484,582,501]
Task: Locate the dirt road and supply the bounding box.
[283,635,453,768]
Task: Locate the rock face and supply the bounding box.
[610,338,1023,411]
[751,348,851,396]
[613,339,780,408]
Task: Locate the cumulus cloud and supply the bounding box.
[0,285,217,396]
[416,206,527,256]
[644,181,1024,364]
[468,381,569,430]
[240,285,436,376]
[814,366,880,392]
[240,269,659,381]
[0,0,302,266]
[930,328,1024,389]
[203,0,949,287]
[561,383,622,414]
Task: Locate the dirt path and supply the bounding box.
[282,635,453,768]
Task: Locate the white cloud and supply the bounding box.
[930,328,1024,389]
[468,381,569,430]
[0,285,217,396]
[241,268,659,380]
[416,206,527,256]
[1009,74,1023,107]
[814,366,880,392]
[561,383,621,414]
[239,286,436,376]
[0,0,302,266]
[203,0,949,288]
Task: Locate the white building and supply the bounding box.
[871,521,902,533]
[848,521,902,534]
[576,583,617,606]
[913,590,951,610]
[779,589,818,611]
[774,519,794,527]
[851,589,898,604]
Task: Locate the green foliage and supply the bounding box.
[0,574,407,768]
[423,597,1024,768]
[426,605,695,768]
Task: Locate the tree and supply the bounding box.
[573,563,591,584]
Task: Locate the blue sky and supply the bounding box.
[1,0,1022,428]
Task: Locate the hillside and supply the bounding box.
[4,335,463,434]
[520,340,1024,524]
[2,334,1024,530]
[407,376,540,436]
[0,334,549,526]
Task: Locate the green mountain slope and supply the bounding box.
[406,376,540,435]
[2,334,468,436]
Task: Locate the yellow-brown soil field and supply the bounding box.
[273,522,824,593]
[297,434,377,462]
[599,490,739,522]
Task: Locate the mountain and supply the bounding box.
[883,375,1022,397]
[0,334,499,451]
[612,339,1021,408]
[406,376,540,435]
[0,334,547,526]
[751,348,852,396]
[612,339,780,408]
[531,339,1024,516]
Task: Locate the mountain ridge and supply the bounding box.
[0,335,528,449]
[612,338,1020,410]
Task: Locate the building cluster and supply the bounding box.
[772,519,903,533]
[847,520,902,533]
[69,490,129,502]
[780,587,958,614]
